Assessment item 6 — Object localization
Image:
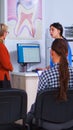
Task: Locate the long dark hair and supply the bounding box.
[51,39,69,101]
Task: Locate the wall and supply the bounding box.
[0,0,5,23]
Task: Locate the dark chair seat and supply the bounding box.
[0,124,24,130]
[0,88,28,130]
[32,88,73,130]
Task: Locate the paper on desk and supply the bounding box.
[37,70,43,76]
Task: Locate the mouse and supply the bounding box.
[32,69,39,72]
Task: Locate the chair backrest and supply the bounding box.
[0,88,27,124]
[34,88,73,125]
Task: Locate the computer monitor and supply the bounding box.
[17,43,41,64]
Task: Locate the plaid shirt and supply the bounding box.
[37,63,73,92]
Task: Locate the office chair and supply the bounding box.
[0,88,28,130]
[32,88,73,130]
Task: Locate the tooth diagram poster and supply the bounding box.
[7,0,42,40]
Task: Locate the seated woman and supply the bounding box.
[27,38,73,126]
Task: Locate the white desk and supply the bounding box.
[10,72,39,112]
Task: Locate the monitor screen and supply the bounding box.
[17,43,41,64]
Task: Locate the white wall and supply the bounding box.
[45,0,73,28]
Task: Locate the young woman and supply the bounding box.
[0,23,13,88]
[49,22,72,67]
[26,39,73,126]
[38,38,73,101]
[37,22,72,70]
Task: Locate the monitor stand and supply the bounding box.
[19,63,33,72]
[19,63,27,72]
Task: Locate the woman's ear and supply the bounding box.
[50,50,54,60]
[51,50,54,57]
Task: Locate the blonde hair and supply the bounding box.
[0,23,8,36]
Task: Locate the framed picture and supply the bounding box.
[7,0,42,40]
[64,26,73,40]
